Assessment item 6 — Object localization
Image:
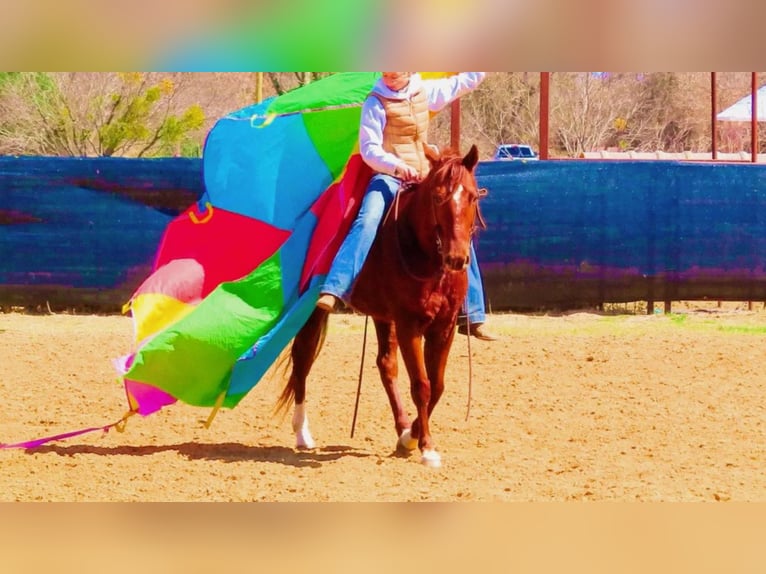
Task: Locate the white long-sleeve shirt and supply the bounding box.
[358,72,486,176]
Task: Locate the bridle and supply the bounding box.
[389,172,487,282]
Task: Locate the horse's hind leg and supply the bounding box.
[283,308,329,449]
[372,319,416,452]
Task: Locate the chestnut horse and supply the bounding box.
[278,145,486,467]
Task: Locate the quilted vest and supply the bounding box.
[373,89,430,178]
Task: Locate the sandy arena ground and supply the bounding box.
[1,302,765,501]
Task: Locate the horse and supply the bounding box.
[278,144,487,468]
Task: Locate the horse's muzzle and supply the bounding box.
[444,254,470,272]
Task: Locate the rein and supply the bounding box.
[389,180,486,283]
[390,183,445,283]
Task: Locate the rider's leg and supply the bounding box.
[459,243,498,341]
[463,243,487,324]
[318,174,401,310]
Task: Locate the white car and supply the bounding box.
[493,144,539,161]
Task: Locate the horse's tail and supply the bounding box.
[274,356,297,416]
[274,311,329,415]
[271,349,295,416]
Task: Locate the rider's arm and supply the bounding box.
[359,96,407,177]
[425,72,486,113]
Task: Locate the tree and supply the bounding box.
[461,72,541,157]
[618,73,710,153]
[0,72,205,157]
[3,72,763,159]
[550,72,647,156]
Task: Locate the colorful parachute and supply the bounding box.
[115,72,381,418]
[0,72,452,449]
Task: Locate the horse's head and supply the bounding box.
[422,144,487,272]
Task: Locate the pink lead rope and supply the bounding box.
[0,411,135,450]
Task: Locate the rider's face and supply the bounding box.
[381,72,412,91]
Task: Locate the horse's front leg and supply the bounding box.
[423,320,455,417]
[396,323,440,468]
[372,319,416,452]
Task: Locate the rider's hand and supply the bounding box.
[394,164,421,183]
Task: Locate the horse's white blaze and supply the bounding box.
[420,449,442,468]
[292,403,315,449]
[398,428,418,451]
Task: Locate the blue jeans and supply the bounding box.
[323,173,487,324]
[464,245,486,324]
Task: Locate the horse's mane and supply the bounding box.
[423,147,471,201]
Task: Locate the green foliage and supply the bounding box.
[0,72,52,92]
[0,73,60,155]
[153,104,206,157]
[669,313,688,326]
[717,325,766,335]
[90,75,206,157]
[0,73,206,157]
[0,72,21,88]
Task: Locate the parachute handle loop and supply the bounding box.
[114,410,136,433]
[189,202,214,224]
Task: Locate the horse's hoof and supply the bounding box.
[296,438,316,450]
[296,429,316,450]
[398,429,418,451]
[420,449,442,468]
[292,404,315,449]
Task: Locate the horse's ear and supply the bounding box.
[463,144,479,172]
[424,144,441,167]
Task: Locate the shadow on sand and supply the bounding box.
[26,442,371,468]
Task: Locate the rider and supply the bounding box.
[316,72,497,341]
